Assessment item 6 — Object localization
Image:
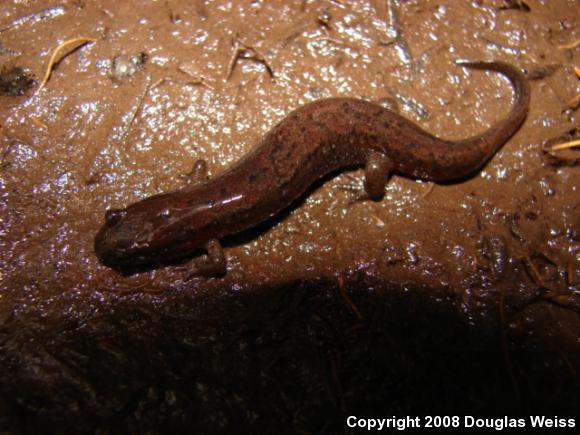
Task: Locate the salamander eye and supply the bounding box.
[105,208,127,225]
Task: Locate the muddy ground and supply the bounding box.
[1,0,579,432]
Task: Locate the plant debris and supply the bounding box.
[558,39,580,50]
[226,37,274,80]
[110,52,148,82]
[565,94,580,112]
[0,67,35,96]
[36,37,96,93]
[550,139,580,152]
[499,0,531,12]
[542,129,580,166]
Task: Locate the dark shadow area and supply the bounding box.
[1,276,577,433]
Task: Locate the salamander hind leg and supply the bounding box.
[364,151,392,201]
[187,239,227,278]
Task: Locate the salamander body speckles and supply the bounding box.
[95,62,529,274]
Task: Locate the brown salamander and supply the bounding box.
[95,61,530,276]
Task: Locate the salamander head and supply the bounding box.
[94,194,212,270]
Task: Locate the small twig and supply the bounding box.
[121,75,152,138]
[557,39,580,50]
[175,67,215,90]
[154,76,214,91]
[29,117,48,129]
[36,37,96,94]
[566,258,578,286]
[377,38,397,47]
[226,37,274,80]
[414,44,446,72]
[337,274,363,320]
[564,93,580,111]
[383,0,412,64]
[550,139,580,151]
[498,0,530,12]
[111,282,165,294]
[226,41,243,79]
[522,256,546,288]
[420,182,435,198]
[540,292,580,314]
[369,212,386,228]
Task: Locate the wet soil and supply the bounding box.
[0,0,579,432]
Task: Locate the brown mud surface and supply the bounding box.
[1,0,579,432]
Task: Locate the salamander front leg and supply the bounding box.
[187,239,227,278]
[363,151,392,201]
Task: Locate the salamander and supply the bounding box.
[94,61,530,276]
